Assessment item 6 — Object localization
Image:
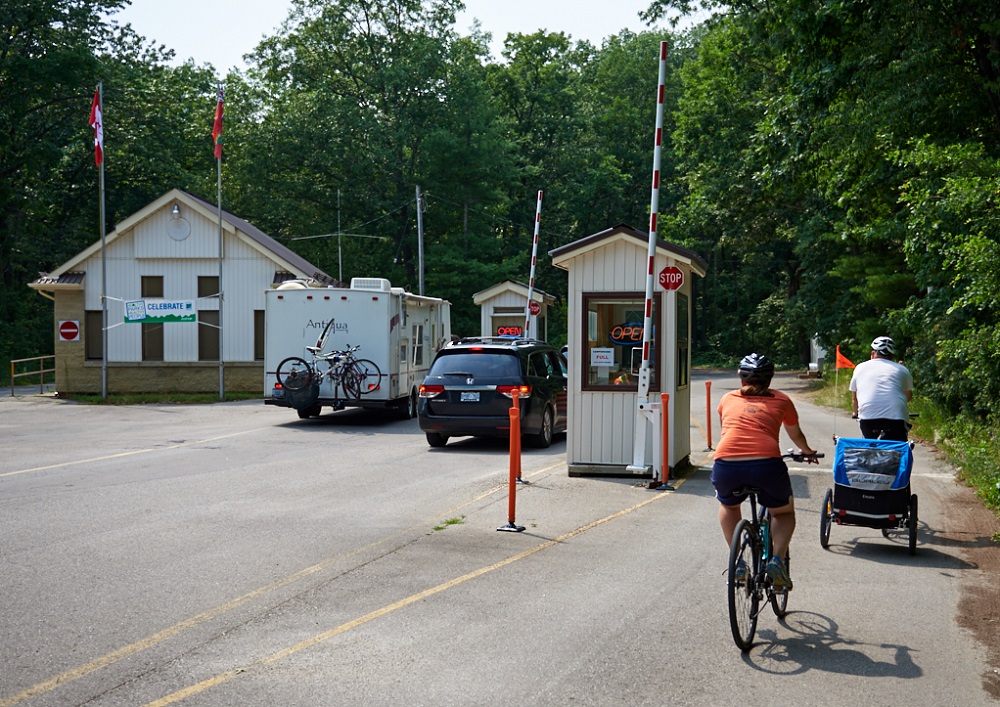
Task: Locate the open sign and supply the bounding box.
[496,326,523,337]
[610,323,644,344]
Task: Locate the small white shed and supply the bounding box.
[549,225,708,476]
[472,280,555,341]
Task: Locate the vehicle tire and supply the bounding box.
[425,432,448,448]
[820,488,833,549]
[276,357,313,391]
[770,550,790,619]
[728,519,760,652]
[297,405,321,419]
[908,494,918,555]
[352,359,382,395]
[398,389,418,420]
[527,406,554,449]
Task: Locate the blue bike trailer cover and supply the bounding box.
[833,437,913,491]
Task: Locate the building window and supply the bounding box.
[198,310,220,361]
[141,276,164,361]
[198,275,219,300]
[581,292,660,392]
[254,310,265,361]
[85,311,103,360]
[412,324,424,365]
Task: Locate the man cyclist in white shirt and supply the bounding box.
[849,336,914,441]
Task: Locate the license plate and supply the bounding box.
[460,391,480,402]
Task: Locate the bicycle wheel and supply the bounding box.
[907,494,918,555]
[337,364,361,400]
[728,519,760,652]
[819,488,833,549]
[351,358,382,395]
[276,357,313,391]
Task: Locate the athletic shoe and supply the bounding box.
[732,559,748,585]
[765,556,792,591]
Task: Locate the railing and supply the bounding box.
[9,355,55,396]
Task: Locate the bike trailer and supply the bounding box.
[830,437,913,528]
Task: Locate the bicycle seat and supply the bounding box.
[305,346,321,354]
[731,485,764,497]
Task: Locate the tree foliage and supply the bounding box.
[4,0,1000,427]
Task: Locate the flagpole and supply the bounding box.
[216,82,224,401]
[96,83,108,401]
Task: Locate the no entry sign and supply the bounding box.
[58,320,80,342]
[658,265,684,291]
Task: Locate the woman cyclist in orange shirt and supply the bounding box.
[711,353,817,590]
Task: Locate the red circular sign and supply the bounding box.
[528,300,541,316]
[658,265,684,291]
[58,320,80,341]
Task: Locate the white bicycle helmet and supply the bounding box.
[871,336,896,356]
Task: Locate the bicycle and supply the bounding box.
[275,320,382,407]
[727,450,823,652]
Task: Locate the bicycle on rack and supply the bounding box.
[727,450,824,652]
[274,319,382,409]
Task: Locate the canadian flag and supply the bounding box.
[89,90,103,166]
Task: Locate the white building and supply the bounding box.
[29,189,333,394]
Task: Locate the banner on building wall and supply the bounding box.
[124,299,196,323]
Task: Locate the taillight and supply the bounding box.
[274,382,284,390]
[497,384,531,399]
[419,384,445,398]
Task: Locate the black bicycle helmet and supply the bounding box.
[871,336,896,356]
[738,353,774,385]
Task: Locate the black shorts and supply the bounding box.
[859,418,909,442]
[711,457,793,508]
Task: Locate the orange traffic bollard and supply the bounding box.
[498,392,525,532]
[654,392,674,491]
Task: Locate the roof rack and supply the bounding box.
[449,336,542,347]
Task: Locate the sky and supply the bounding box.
[108,0,690,74]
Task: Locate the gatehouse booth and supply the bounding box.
[472,280,555,340]
[549,225,707,477]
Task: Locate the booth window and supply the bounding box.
[581,292,660,391]
[677,293,689,388]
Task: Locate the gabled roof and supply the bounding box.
[29,189,334,289]
[472,279,556,305]
[548,224,708,277]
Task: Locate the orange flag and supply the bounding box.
[835,345,855,369]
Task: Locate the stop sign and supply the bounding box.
[58,320,80,341]
[658,265,684,291]
[528,300,541,316]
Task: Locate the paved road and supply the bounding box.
[1,373,995,706]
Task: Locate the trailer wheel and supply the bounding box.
[398,389,418,420]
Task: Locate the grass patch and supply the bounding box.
[62,392,261,405]
[432,516,466,532]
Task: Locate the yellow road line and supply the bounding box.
[0,428,271,478]
[0,458,566,706]
[146,479,686,706]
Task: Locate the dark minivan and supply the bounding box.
[418,338,568,448]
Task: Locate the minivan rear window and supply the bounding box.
[429,352,521,378]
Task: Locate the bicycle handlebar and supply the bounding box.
[782,449,824,464]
